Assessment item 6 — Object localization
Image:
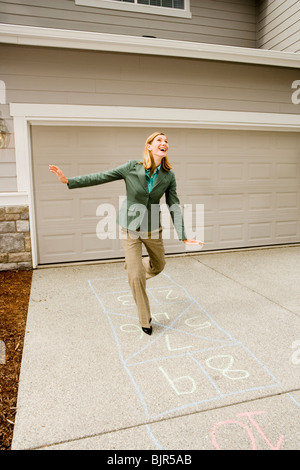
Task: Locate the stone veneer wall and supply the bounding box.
[0,206,32,271]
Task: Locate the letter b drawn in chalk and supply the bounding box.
[159,366,197,395]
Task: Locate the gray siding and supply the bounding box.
[0,103,16,192]
[0,0,257,47]
[1,43,299,192]
[257,0,300,52]
[1,44,297,113]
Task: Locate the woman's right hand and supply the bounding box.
[49,165,68,184]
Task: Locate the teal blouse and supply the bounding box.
[145,165,161,193]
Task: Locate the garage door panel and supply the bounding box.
[276,162,299,180]
[38,198,75,222]
[276,191,299,210]
[78,195,122,219]
[81,232,120,258]
[79,197,104,220]
[248,162,272,181]
[38,229,123,262]
[186,163,215,181]
[248,192,273,211]
[38,233,78,261]
[275,220,299,239]
[219,162,245,181]
[248,221,273,241]
[219,223,244,243]
[218,193,245,212]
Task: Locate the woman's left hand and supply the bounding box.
[183,239,205,245]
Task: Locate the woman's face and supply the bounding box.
[147,134,169,160]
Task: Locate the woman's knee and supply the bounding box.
[151,257,166,274]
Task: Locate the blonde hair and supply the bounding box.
[140,132,173,175]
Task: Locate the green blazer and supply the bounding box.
[67,160,187,240]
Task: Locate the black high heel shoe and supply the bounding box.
[142,326,152,335]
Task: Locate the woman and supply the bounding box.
[49,132,202,335]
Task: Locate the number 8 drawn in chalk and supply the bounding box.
[205,354,250,380]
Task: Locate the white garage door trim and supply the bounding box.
[9,103,300,268]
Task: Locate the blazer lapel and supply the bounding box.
[135,163,148,194]
[151,167,169,194]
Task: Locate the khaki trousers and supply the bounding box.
[121,228,166,328]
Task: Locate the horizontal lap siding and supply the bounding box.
[257,0,300,52]
[0,104,16,192]
[0,0,256,47]
[1,45,298,113]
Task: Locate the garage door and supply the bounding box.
[32,126,300,264]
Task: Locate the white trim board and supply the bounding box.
[1,24,300,68]
[5,103,300,268]
[10,104,300,129]
[0,193,28,206]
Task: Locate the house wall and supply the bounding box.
[257,0,300,52]
[0,103,15,192]
[0,43,298,194]
[0,0,257,47]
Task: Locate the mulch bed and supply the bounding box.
[0,270,33,451]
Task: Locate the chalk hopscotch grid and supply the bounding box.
[89,282,238,365]
[88,277,239,369]
[88,272,281,420]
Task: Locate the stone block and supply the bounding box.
[0,205,32,271]
[5,206,25,214]
[0,263,18,271]
[5,213,20,221]
[0,221,15,233]
[0,233,24,253]
[0,253,8,263]
[16,220,30,233]
[18,262,32,270]
[25,235,31,252]
[8,252,32,263]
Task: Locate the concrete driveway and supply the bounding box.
[12,246,300,450]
